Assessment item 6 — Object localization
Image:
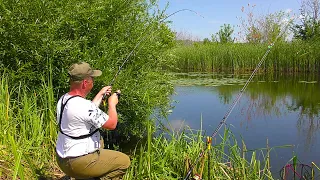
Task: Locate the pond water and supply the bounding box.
[166,73,320,178]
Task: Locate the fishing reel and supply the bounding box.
[102,90,121,107]
[102,90,121,100]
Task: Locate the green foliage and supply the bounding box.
[292,18,320,41]
[212,24,234,43]
[0,0,176,137]
[203,38,211,44]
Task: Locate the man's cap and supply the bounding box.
[68,62,102,81]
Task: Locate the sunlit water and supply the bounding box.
[165,73,320,179]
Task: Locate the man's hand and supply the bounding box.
[100,86,112,97]
[108,90,120,107]
[92,86,112,107]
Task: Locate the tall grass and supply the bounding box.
[0,75,57,179]
[123,119,287,180]
[170,41,320,73]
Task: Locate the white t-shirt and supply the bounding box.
[56,93,109,158]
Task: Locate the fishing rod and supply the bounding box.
[102,8,203,100]
[101,8,203,149]
[183,17,294,180]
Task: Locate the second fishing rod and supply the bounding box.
[183,17,294,180]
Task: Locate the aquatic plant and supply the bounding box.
[168,41,320,74]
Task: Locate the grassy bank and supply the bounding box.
[169,41,320,73]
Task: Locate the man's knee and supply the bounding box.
[119,153,130,169]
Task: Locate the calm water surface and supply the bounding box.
[166,73,320,178]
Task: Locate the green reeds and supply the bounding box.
[169,41,320,74]
[123,118,290,180]
[0,75,57,179]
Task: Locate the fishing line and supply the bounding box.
[102,8,204,99]
[183,17,294,180]
[101,6,204,148]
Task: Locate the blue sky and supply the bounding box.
[158,0,301,40]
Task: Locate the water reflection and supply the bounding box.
[167,73,320,176]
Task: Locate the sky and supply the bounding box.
[157,0,302,40]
